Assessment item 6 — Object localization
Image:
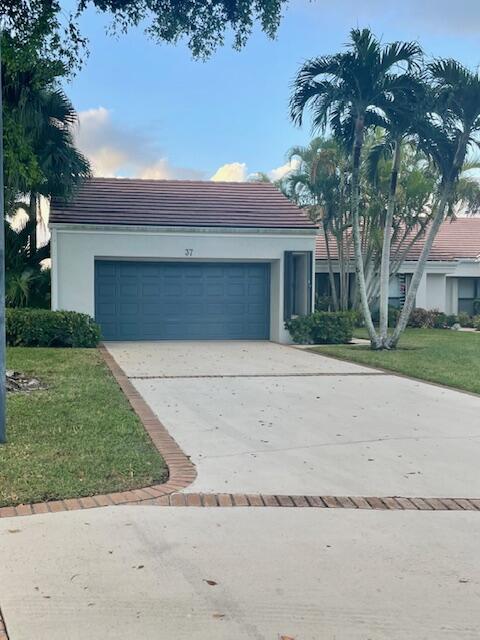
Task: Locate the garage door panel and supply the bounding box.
[95,260,270,340]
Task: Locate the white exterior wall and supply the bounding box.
[316,259,480,313]
[51,225,317,344]
[425,273,446,310]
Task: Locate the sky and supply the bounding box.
[65,0,480,183]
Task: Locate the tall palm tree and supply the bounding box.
[389,60,480,347]
[367,74,427,340]
[290,28,421,348]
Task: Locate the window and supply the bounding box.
[284,251,313,320]
[458,277,480,315]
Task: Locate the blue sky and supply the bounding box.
[66,0,480,182]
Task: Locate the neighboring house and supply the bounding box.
[49,178,317,342]
[316,218,480,315]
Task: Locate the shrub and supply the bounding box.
[6,308,101,347]
[407,308,457,329]
[285,311,354,345]
[457,311,474,328]
[407,307,433,328]
[444,314,459,328]
[429,311,445,329]
[473,316,480,331]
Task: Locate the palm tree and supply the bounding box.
[22,86,90,254]
[367,74,427,340]
[388,60,480,347]
[4,44,90,307]
[290,28,421,348]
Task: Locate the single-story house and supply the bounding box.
[50,178,317,342]
[315,218,480,315]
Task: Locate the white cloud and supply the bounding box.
[268,158,301,182]
[74,107,204,180]
[210,162,248,182]
[210,159,300,183]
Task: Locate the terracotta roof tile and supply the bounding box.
[316,218,480,262]
[50,178,316,230]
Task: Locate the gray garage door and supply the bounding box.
[95,260,270,341]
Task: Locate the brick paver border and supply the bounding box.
[0,608,8,640]
[139,493,480,511]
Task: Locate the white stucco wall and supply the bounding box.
[51,225,317,343]
[425,273,446,311]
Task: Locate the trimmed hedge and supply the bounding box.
[6,308,101,347]
[285,311,354,345]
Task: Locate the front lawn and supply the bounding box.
[312,329,480,395]
[0,348,167,507]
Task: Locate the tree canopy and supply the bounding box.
[0,0,287,64]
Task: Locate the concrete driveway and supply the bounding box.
[106,341,480,497]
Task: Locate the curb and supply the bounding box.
[0,345,197,519]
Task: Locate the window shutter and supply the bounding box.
[307,251,313,314]
[284,251,294,321]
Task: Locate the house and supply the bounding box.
[49,178,317,342]
[315,218,480,315]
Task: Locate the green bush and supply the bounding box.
[444,314,459,328]
[407,307,433,328]
[457,311,474,328]
[473,316,480,331]
[285,311,354,345]
[6,308,101,347]
[407,308,457,329]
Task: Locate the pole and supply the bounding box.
[0,33,6,444]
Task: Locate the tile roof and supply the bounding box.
[316,218,480,262]
[50,178,316,230]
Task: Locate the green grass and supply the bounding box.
[0,348,167,507]
[312,329,480,395]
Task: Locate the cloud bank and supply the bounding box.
[75,107,205,180]
[74,107,297,185]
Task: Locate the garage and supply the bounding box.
[95,260,270,341]
[50,178,317,343]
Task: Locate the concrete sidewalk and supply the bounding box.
[1,506,479,640]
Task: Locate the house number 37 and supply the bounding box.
[185,248,193,256]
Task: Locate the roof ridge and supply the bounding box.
[88,176,276,187]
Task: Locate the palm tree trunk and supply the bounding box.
[323,225,339,310]
[386,188,449,347]
[351,115,380,347]
[379,139,401,343]
[388,134,469,348]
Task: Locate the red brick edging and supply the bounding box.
[141,492,480,511]
[0,609,8,640]
[0,346,197,519]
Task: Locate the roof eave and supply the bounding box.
[49,222,318,236]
